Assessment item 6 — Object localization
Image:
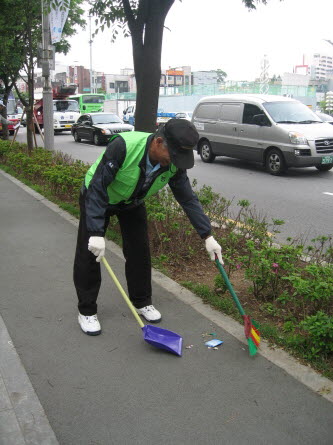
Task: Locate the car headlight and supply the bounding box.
[289,131,308,145]
[101,129,111,135]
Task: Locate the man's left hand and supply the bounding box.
[205,236,223,264]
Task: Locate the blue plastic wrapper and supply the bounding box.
[205,339,224,347]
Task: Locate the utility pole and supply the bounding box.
[89,15,94,94]
[259,54,270,95]
[42,0,54,150]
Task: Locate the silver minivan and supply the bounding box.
[192,94,333,175]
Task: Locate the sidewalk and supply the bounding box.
[0,169,332,445]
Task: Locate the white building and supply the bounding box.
[297,53,333,81]
[104,73,131,95]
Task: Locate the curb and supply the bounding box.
[0,314,59,444]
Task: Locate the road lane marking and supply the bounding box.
[323,192,333,196]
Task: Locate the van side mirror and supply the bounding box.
[83,105,86,111]
[252,114,270,126]
[123,110,126,115]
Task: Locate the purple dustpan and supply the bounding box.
[142,325,183,356]
[102,257,183,357]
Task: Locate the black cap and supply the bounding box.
[161,118,199,169]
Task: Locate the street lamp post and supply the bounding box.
[41,0,54,150]
[89,15,93,94]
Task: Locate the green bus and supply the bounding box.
[69,93,105,113]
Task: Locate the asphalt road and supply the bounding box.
[14,128,333,243]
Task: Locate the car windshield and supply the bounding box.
[82,95,105,104]
[92,114,123,124]
[53,100,80,112]
[263,101,322,124]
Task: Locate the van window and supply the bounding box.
[242,104,263,125]
[195,103,220,120]
[263,101,321,124]
[220,104,240,122]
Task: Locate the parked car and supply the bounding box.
[123,104,135,124]
[192,94,333,175]
[71,113,133,145]
[14,106,26,126]
[316,112,333,125]
[175,111,193,121]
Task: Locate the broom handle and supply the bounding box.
[215,258,245,316]
[102,257,145,328]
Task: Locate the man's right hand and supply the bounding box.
[88,236,105,262]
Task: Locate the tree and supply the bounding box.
[0,0,85,150]
[92,0,174,132]
[92,0,275,132]
[216,69,227,83]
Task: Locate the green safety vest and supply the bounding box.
[84,131,178,205]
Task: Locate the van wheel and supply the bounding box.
[266,149,287,175]
[199,140,215,163]
[74,131,81,142]
[316,164,333,172]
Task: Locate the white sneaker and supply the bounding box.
[78,313,101,336]
[136,305,162,323]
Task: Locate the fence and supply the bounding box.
[106,81,316,101]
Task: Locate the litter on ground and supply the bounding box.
[205,339,223,347]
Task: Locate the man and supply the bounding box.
[74,118,223,335]
[0,100,11,125]
[0,100,20,137]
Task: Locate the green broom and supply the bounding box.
[215,257,260,356]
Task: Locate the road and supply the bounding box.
[13,128,333,243]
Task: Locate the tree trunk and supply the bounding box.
[130,0,174,133]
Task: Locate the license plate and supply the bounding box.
[64,124,72,128]
[321,155,333,164]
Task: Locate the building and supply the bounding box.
[192,70,217,86]
[68,66,91,93]
[311,53,333,80]
[295,53,333,81]
[104,73,130,95]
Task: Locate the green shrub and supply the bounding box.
[300,312,333,358]
[284,264,333,315]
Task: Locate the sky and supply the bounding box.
[57,0,333,81]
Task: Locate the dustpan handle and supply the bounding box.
[215,257,245,317]
[102,257,145,328]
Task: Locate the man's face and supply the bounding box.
[150,137,171,167]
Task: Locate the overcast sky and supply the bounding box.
[59,0,333,81]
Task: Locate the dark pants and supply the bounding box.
[73,195,152,315]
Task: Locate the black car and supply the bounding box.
[71,112,134,145]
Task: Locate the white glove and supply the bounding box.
[205,236,223,264]
[88,236,105,262]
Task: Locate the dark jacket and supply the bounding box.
[84,133,212,239]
